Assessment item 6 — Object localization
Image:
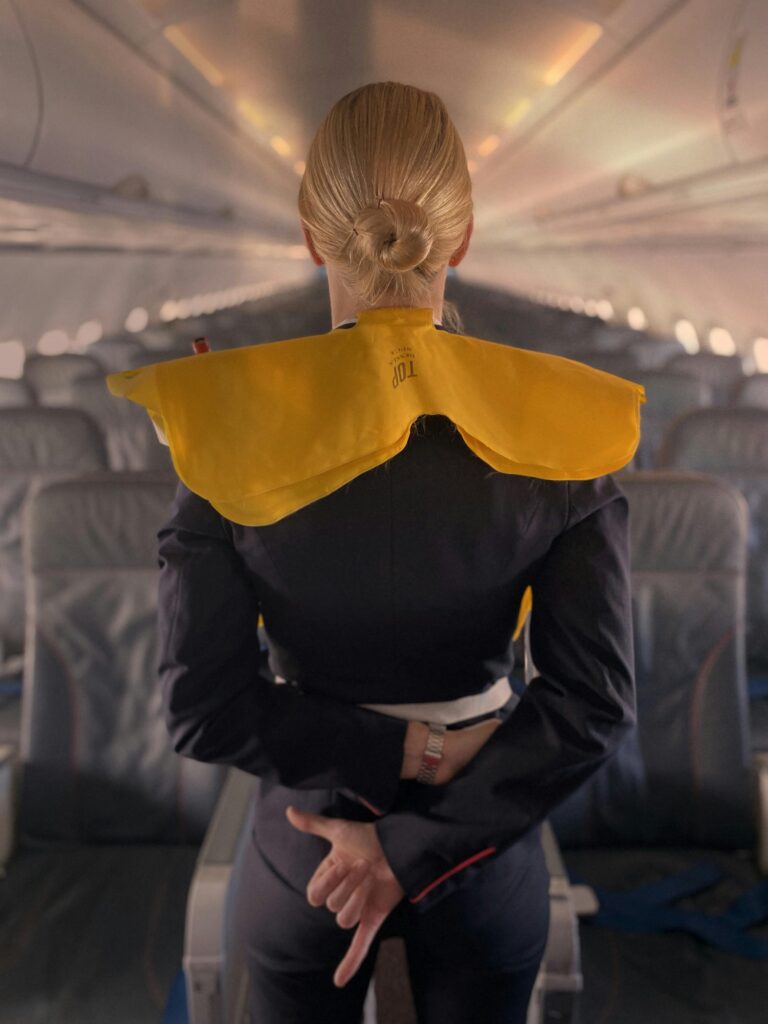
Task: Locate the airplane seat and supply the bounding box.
[70,376,176,474]
[0,378,36,408]
[658,408,768,724]
[730,373,768,409]
[88,335,146,373]
[583,325,640,352]
[560,349,645,379]
[136,327,189,351]
[622,333,686,369]
[0,408,108,746]
[22,352,105,406]
[664,351,747,405]
[628,371,714,468]
[0,472,227,1024]
[548,470,768,1024]
[128,345,199,368]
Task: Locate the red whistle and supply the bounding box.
[192,336,210,354]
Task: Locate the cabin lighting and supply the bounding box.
[627,307,647,330]
[505,98,532,127]
[75,320,103,346]
[0,339,25,379]
[753,338,768,372]
[125,307,149,333]
[544,23,604,87]
[38,329,70,355]
[674,319,700,354]
[709,327,736,356]
[478,135,500,157]
[270,136,292,157]
[163,27,224,87]
[160,301,179,322]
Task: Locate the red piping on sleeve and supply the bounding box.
[409,846,498,904]
[358,796,384,816]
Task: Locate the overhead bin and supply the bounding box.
[0,0,41,167]
[719,0,768,162]
[6,0,295,225]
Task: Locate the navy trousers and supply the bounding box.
[234,824,550,1024]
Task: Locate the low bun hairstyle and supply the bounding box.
[298,82,472,332]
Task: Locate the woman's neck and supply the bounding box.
[325,262,448,329]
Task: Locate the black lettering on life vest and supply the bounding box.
[392,359,417,389]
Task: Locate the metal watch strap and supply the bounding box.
[415,722,447,784]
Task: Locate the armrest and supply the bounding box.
[533,820,583,1024]
[183,766,258,1024]
[753,752,768,874]
[0,743,19,876]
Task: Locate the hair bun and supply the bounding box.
[351,197,433,273]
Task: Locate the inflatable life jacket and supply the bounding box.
[106,305,645,642]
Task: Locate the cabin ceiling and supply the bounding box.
[131,0,622,166]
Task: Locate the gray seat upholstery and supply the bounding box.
[71,376,175,473]
[22,353,104,405]
[0,473,226,1023]
[564,349,646,380]
[87,335,146,373]
[630,370,713,468]
[0,409,108,682]
[732,373,768,409]
[665,351,746,405]
[658,408,768,676]
[0,378,35,408]
[547,471,768,1023]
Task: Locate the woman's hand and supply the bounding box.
[285,805,404,988]
[402,717,503,785]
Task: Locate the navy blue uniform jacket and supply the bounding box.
[155,325,637,914]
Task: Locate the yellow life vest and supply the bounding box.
[105,304,645,644]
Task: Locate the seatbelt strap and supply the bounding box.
[568,861,768,959]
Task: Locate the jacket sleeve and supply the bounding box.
[156,480,408,814]
[373,474,637,911]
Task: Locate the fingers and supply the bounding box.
[285,805,333,840]
[333,916,380,989]
[326,860,370,914]
[335,872,373,929]
[308,858,367,908]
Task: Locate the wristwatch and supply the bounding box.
[416,722,447,784]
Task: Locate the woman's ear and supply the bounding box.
[302,224,324,266]
[449,214,473,267]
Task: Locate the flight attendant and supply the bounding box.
[153,81,640,1024]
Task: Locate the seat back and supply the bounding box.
[23,353,104,405]
[18,472,225,845]
[631,370,713,468]
[731,373,768,409]
[0,408,108,662]
[550,471,753,848]
[659,408,768,672]
[0,378,35,408]
[665,351,746,404]
[87,335,146,373]
[71,376,176,473]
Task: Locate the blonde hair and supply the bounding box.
[298,81,472,333]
